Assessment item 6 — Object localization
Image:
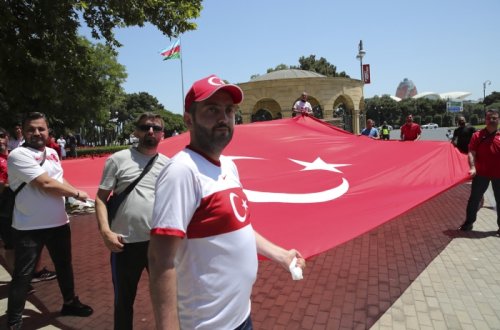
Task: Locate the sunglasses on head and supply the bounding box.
[137,124,163,132]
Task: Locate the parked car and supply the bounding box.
[422,123,439,129]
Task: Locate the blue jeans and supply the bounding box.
[111,241,149,330]
[464,175,500,228]
[7,224,76,326]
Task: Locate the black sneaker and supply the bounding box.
[31,267,57,283]
[458,223,473,231]
[61,296,93,317]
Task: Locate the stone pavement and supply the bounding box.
[0,183,499,329]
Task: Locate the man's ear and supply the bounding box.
[184,112,193,129]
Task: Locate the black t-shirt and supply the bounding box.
[453,125,476,154]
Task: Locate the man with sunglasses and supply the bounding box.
[7,112,93,329]
[95,112,169,330]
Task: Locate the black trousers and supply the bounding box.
[464,175,500,228]
[8,224,75,326]
[111,240,149,330]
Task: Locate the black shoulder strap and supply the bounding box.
[13,148,47,197]
[119,153,159,197]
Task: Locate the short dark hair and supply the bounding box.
[22,112,48,129]
[134,112,164,128]
[486,109,499,116]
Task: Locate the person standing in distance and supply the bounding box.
[293,92,313,116]
[459,109,500,234]
[452,116,476,154]
[149,75,306,329]
[7,112,92,329]
[95,112,169,330]
[360,119,380,139]
[400,114,421,141]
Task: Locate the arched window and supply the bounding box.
[251,109,273,122]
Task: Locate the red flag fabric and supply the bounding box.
[63,116,469,258]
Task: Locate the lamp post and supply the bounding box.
[483,80,491,110]
[356,40,366,81]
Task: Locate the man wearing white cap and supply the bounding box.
[149,74,306,329]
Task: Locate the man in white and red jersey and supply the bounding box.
[149,75,306,330]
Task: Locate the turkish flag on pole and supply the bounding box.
[363,64,371,84]
[63,116,468,258]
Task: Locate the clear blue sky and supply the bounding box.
[81,0,500,115]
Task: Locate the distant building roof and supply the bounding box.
[250,69,326,81]
[413,91,472,100]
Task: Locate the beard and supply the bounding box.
[25,136,46,149]
[140,135,160,148]
[192,121,233,155]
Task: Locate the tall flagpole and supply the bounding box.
[179,37,185,112]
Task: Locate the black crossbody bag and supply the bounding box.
[106,154,158,224]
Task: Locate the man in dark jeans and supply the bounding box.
[7,112,93,329]
[459,109,500,234]
[95,112,168,330]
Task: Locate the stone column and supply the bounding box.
[353,109,361,134]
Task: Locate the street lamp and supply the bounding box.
[356,40,366,81]
[483,80,491,109]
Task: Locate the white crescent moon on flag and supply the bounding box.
[244,178,349,204]
[226,156,350,204]
[208,76,225,86]
[229,192,247,222]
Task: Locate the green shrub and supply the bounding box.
[73,145,130,158]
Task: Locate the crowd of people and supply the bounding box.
[0,77,498,329]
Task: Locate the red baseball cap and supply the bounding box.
[185,74,243,113]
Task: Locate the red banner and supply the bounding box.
[363,64,371,84]
[63,116,468,258]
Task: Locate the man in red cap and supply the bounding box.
[149,75,306,329]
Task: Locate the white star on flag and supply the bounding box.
[289,157,350,173]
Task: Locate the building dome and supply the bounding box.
[250,69,326,82]
[395,78,418,99]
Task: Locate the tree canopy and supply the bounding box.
[0,0,202,130]
[251,55,350,79]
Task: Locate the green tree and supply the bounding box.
[252,55,350,79]
[294,55,349,77]
[0,0,201,128]
[116,92,185,141]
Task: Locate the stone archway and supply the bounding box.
[251,99,281,122]
[237,69,364,133]
[333,95,356,132]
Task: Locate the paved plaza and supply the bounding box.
[0,183,499,329]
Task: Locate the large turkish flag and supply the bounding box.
[63,115,469,258]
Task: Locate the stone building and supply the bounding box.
[236,69,365,133]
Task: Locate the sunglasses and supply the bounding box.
[137,124,163,132]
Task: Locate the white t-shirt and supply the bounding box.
[8,146,68,230]
[293,100,313,114]
[152,147,257,330]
